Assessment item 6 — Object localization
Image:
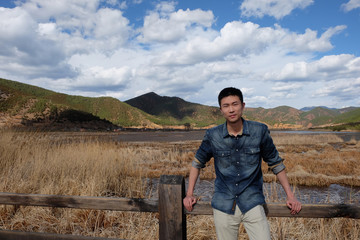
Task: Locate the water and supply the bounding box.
[271,130,360,141]
[147,178,360,205]
[263,181,360,204]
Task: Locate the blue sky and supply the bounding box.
[0,0,360,109]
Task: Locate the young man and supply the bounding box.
[183,87,301,240]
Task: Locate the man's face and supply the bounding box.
[220,95,245,124]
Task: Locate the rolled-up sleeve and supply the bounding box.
[268,161,285,174]
[192,158,206,169]
[193,131,213,169]
[260,126,286,175]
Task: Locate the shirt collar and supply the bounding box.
[222,118,250,138]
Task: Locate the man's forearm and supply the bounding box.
[183,166,201,212]
[186,166,200,196]
[276,169,302,214]
[276,170,295,198]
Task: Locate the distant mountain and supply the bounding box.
[300,106,337,112]
[125,92,360,130]
[244,106,302,126]
[1,78,359,130]
[126,92,194,118]
[125,92,223,127]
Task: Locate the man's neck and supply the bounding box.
[226,119,243,136]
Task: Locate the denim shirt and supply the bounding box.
[192,119,285,214]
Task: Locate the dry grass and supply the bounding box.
[268,133,360,187]
[0,129,359,239]
[0,131,146,197]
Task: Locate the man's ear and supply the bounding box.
[219,107,224,116]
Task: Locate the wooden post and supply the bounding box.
[158,175,186,240]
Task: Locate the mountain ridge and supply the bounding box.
[1,78,359,130]
[125,92,223,127]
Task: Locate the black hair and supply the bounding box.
[218,87,243,106]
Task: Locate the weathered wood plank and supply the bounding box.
[0,192,158,212]
[158,175,186,240]
[0,229,123,240]
[187,202,360,219]
[265,203,360,219]
[1,192,359,219]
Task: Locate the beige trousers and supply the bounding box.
[213,205,271,240]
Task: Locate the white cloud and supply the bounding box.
[0,7,76,79]
[265,54,360,82]
[19,0,131,53]
[342,0,360,12]
[314,78,360,101]
[267,61,309,81]
[20,0,99,27]
[246,95,270,107]
[270,92,297,99]
[105,0,117,5]
[155,1,176,14]
[240,0,314,19]
[138,2,214,43]
[272,83,302,92]
[155,22,344,66]
[93,8,130,47]
[0,0,132,81]
[73,66,132,90]
[270,83,302,100]
[280,25,346,52]
[0,0,357,109]
[37,22,57,36]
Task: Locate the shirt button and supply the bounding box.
[237,162,239,164]
[236,149,238,151]
[236,183,238,186]
[237,174,240,176]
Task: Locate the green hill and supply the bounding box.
[333,108,360,123]
[326,108,360,131]
[0,78,157,128]
[300,107,339,126]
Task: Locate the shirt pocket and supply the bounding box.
[215,150,232,169]
[216,150,231,158]
[244,147,261,165]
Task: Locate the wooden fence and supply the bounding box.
[0,175,359,240]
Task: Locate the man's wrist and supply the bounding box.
[287,194,296,200]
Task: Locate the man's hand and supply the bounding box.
[183,195,197,212]
[286,196,302,215]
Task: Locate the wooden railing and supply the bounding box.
[0,175,359,240]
